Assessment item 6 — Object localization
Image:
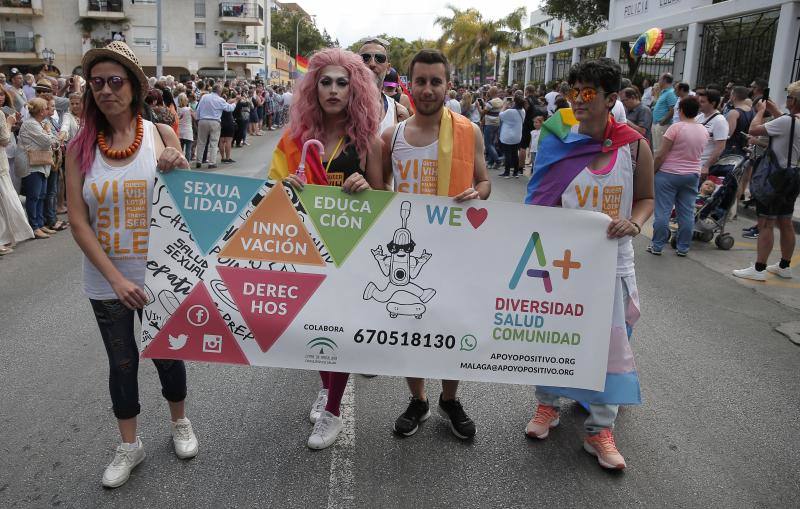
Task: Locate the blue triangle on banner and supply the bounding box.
[160,170,265,255]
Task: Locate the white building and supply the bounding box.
[509,0,800,97]
[0,0,274,80]
[528,8,575,44]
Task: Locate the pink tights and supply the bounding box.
[319,371,350,416]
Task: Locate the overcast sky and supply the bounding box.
[291,1,544,48]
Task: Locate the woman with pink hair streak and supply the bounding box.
[268,47,383,450]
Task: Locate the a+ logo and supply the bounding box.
[552,249,581,279]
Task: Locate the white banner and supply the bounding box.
[140,172,617,390]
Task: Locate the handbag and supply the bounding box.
[27,148,54,166]
[750,115,800,205]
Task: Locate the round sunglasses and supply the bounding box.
[89,76,129,92]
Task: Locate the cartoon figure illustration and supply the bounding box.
[363,201,435,318]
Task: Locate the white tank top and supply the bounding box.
[390,121,439,195]
[378,93,397,136]
[82,120,158,299]
[560,143,636,276]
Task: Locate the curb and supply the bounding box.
[736,203,800,234]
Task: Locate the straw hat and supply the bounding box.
[34,78,54,93]
[81,41,148,99]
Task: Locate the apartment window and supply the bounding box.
[194,23,206,47]
[194,1,206,17]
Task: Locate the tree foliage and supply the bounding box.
[270,9,337,58]
[541,0,610,33]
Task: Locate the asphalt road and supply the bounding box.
[1,130,798,508]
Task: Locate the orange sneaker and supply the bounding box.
[584,429,626,470]
[525,404,560,439]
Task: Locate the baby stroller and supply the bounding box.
[669,152,748,251]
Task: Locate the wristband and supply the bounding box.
[631,221,641,235]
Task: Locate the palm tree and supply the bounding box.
[436,5,503,85]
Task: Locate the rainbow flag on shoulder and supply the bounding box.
[525,108,641,206]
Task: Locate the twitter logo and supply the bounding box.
[168,334,189,350]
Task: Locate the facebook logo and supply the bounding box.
[187,304,210,327]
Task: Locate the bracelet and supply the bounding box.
[630,221,641,235]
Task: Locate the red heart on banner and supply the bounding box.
[466,207,488,229]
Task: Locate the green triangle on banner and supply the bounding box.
[160,170,266,255]
[298,185,395,267]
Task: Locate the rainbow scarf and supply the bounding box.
[268,134,329,185]
[437,107,475,196]
[525,108,642,206]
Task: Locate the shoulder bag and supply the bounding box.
[750,115,800,205]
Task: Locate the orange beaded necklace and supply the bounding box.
[97,114,143,159]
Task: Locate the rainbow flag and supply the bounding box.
[525,108,642,206]
[295,55,308,74]
[268,133,329,185]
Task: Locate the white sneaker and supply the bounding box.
[733,265,767,281]
[171,418,199,459]
[307,410,343,450]
[767,263,793,279]
[102,438,145,488]
[309,389,328,423]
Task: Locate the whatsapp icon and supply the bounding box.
[460,334,478,352]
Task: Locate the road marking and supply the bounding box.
[327,377,355,509]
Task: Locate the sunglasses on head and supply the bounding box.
[567,87,599,103]
[360,53,387,64]
[89,76,128,92]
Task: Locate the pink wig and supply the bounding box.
[289,48,380,158]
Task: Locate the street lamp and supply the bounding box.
[295,14,316,62]
[41,47,55,66]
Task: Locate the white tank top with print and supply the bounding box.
[378,93,397,136]
[561,143,636,276]
[390,120,439,195]
[82,120,158,299]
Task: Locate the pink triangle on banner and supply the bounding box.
[142,282,249,365]
[218,266,326,353]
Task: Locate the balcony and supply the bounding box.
[0,37,37,60]
[0,0,42,16]
[79,0,126,20]
[220,42,264,63]
[218,2,263,26]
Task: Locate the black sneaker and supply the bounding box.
[437,395,476,440]
[743,227,759,239]
[393,397,430,437]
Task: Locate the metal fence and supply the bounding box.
[619,43,676,82]
[0,37,34,52]
[697,9,780,87]
[580,44,605,61]
[88,0,123,11]
[551,50,572,82]
[0,0,32,7]
[531,55,546,83]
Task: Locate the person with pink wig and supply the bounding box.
[268,47,383,450]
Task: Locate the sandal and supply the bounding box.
[34,229,50,239]
[53,220,69,231]
[0,246,12,255]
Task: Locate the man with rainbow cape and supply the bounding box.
[523,58,654,470]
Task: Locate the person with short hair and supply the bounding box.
[651,73,677,151]
[176,92,195,161]
[725,86,755,155]
[194,83,237,169]
[65,42,196,489]
[649,96,708,256]
[17,97,59,239]
[696,89,729,177]
[357,37,410,134]
[733,82,800,281]
[498,94,526,177]
[524,58,654,470]
[380,48,489,441]
[621,87,652,145]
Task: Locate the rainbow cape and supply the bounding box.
[525,108,644,405]
[268,134,329,185]
[525,108,641,206]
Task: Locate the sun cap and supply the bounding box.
[81,41,148,99]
